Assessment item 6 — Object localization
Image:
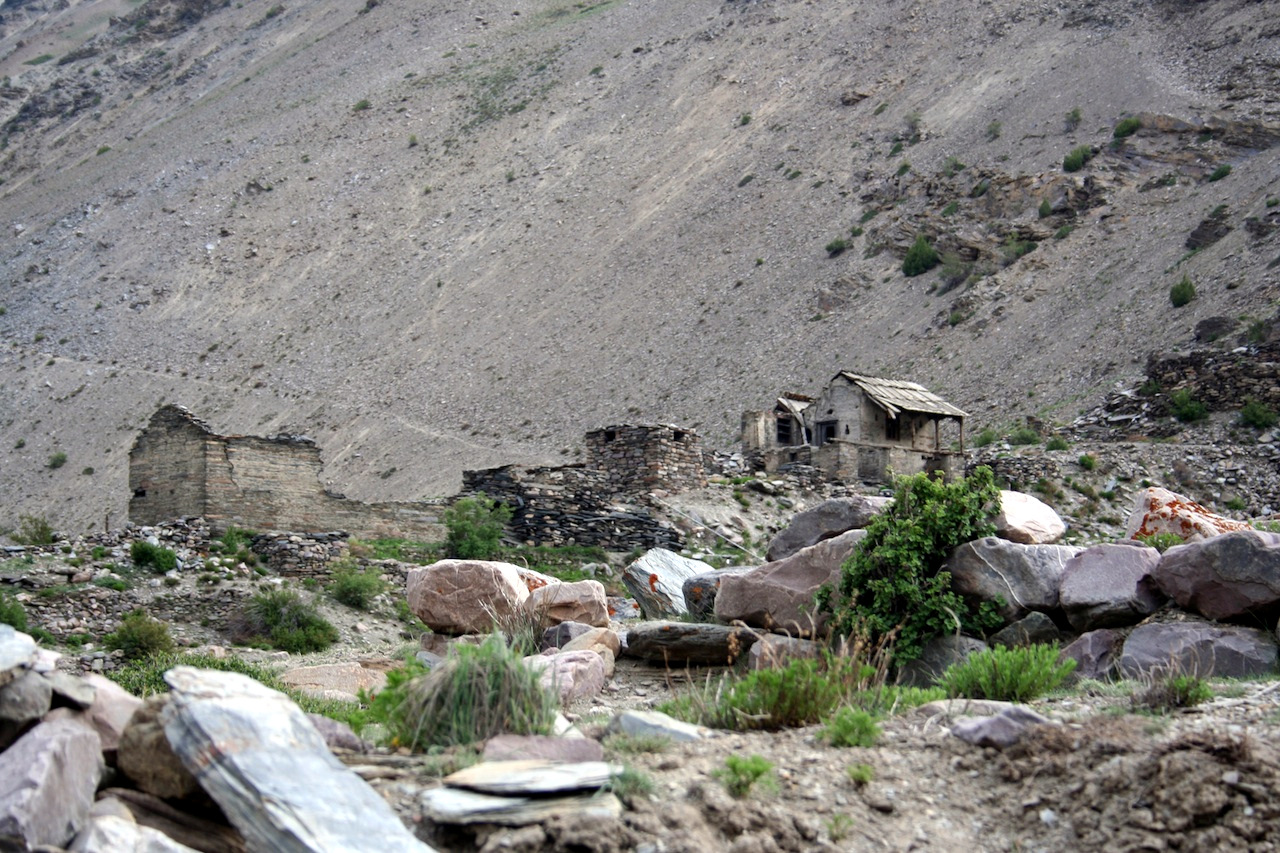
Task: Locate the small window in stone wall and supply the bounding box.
[604,430,617,442]
[672,430,686,442]
[133,488,147,498]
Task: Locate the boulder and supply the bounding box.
[523,651,607,704]
[70,812,203,853]
[605,709,709,743]
[1125,486,1249,543]
[715,529,866,636]
[682,567,754,620]
[621,550,712,618]
[443,760,617,796]
[995,490,1066,545]
[406,560,531,635]
[1152,530,1280,621]
[0,669,53,727]
[160,666,436,852]
[1118,620,1278,679]
[0,625,37,687]
[525,580,609,628]
[1060,629,1124,681]
[766,496,890,561]
[951,706,1052,749]
[0,716,104,849]
[945,537,1079,624]
[541,621,595,651]
[623,621,758,665]
[511,566,560,594]
[560,627,621,658]
[44,670,97,711]
[748,634,823,670]
[77,674,144,755]
[1059,541,1164,631]
[897,635,988,688]
[988,612,1063,648]
[117,696,201,801]
[278,662,388,703]
[482,735,604,763]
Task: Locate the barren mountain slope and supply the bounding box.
[0,0,1277,532]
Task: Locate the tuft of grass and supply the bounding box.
[846,763,875,785]
[1169,388,1207,423]
[1136,532,1185,553]
[1007,426,1039,446]
[1169,275,1196,308]
[608,766,656,804]
[229,588,339,653]
[1063,145,1093,173]
[603,733,672,757]
[391,634,557,749]
[820,707,881,748]
[1134,673,1213,713]
[352,99,372,112]
[328,560,388,610]
[902,234,940,277]
[972,427,998,448]
[0,592,29,632]
[1207,164,1232,182]
[12,515,55,546]
[1064,107,1082,132]
[1053,224,1074,240]
[131,541,178,573]
[1078,453,1097,471]
[714,754,775,799]
[1045,436,1070,451]
[1113,116,1141,139]
[938,644,1076,703]
[985,120,1001,141]
[47,452,68,469]
[103,609,175,661]
[1239,398,1278,430]
[825,238,848,257]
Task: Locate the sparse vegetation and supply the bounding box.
[941,201,959,217]
[1134,673,1213,713]
[329,560,389,610]
[443,494,513,560]
[131,540,178,573]
[0,591,28,631]
[47,452,67,469]
[1063,145,1093,172]
[973,427,998,448]
[1045,436,1070,451]
[985,120,1001,141]
[229,588,339,653]
[942,156,966,177]
[11,515,55,546]
[1078,453,1097,471]
[1038,198,1052,218]
[937,644,1076,702]
[902,234,940,277]
[352,99,371,112]
[1169,275,1196,308]
[1065,106,1082,132]
[715,754,775,798]
[1169,388,1208,423]
[820,707,881,748]
[1113,116,1141,139]
[825,238,848,257]
[1136,532,1184,552]
[103,609,176,661]
[1207,164,1232,182]
[1007,426,1039,446]
[1239,398,1278,429]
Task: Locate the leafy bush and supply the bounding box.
[937,644,1076,702]
[391,635,557,749]
[1239,398,1278,429]
[131,541,178,573]
[821,707,881,747]
[825,238,848,257]
[1038,198,1052,218]
[1045,436,1070,451]
[1169,275,1196,308]
[103,609,175,661]
[847,763,875,785]
[443,494,512,560]
[1053,225,1074,240]
[1134,674,1213,713]
[1137,532,1185,552]
[352,99,371,111]
[328,561,388,610]
[1207,164,1231,182]
[972,427,998,448]
[714,755,775,798]
[229,588,339,653]
[1007,426,1039,446]
[1078,453,1097,471]
[1169,388,1208,423]
[1113,117,1141,139]
[822,467,1002,664]
[902,234,940,277]
[47,452,67,469]
[11,515,55,546]
[1063,145,1093,172]
[0,592,29,631]
[1001,234,1038,265]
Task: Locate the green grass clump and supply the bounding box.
[1207,164,1232,182]
[1134,674,1213,713]
[229,588,339,653]
[972,427,998,448]
[1007,426,1039,446]
[47,452,67,469]
[328,561,388,610]
[608,766,656,804]
[11,515,55,546]
[1038,198,1053,218]
[825,237,848,257]
[443,493,512,560]
[0,592,29,632]
[714,754,775,798]
[820,707,881,747]
[1136,532,1185,552]
[1078,453,1097,471]
[1169,388,1208,423]
[822,468,1002,665]
[103,609,175,661]
[391,635,556,749]
[131,541,178,573]
[1113,117,1141,139]
[603,733,672,757]
[1045,436,1070,451]
[1169,275,1196,308]
[902,234,940,277]
[847,763,875,785]
[937,644,1076,702]
[1238,398,1278,429]
[1063,145,1093,172]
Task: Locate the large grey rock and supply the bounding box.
[897,635,988,688]
[160,666,436,853]
[44,670,97,710]
[0,668,53,725]
[70,813,202,853]
[1153,530,1280,621]
[682,567,754,620]
[951,706,1052,749]
[406,560,530,635]
[1059,541,1165,631]
[1119,620,1278,679]
[0,716,104,849]
[118,696,201,800]
[748,634,823,670]
[622,549,712,618]
[995,490,1066,545]
[541,621,594,651]
[0,625,37,686]
[623,621,759,665]
[715,529,866,636]
[1125,486,1250,542]
[766,496,889,561]
[988,612,1063,648]
[525,579,609,628]
[420,787,622,827]
[278,662,387,703]
[605,709,709,743]
[946,537,1079,624]
[1060,629,1124,681]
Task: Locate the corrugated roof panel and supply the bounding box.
[837,372,968,419]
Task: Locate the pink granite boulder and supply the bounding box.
[406,560,530,635]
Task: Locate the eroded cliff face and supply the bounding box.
[0,0,1277,532]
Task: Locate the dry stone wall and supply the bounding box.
[1145,341,1280,413]
[584,424,708,494]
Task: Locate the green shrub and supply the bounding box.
[1169,388,1208,423]
[1063,145,1093,172]
[391,635,556,749]
[937,644,1076,702]
[131,541,178,573]
[1064,107,1081,132]
[825,238,848,257]
[972,427,998,448]
[1207,164,1231,182]
[820,707,881,747]
[1239,398,1278,429]
[230,588,339,653]
[1113,117,1141,139]
[1078,453,1097,471]
[1134,674,1213,713]
[353,99,371,111]
[0,592,28,632]
[822,468,1002,665]
[94,577,129,592]
[895,162,911,177]
[1007,426,1039,446]
[1045,436,1070,451]
[902,234,940,277]
[11,515,55,546]
[714,754,775,798]
[47,452,67,469]
[608,766,656,804]
[941,201,959,217]
[1169,276,1196,308]
[1053,225,1074,240]
[103,609,175,661]
[1001,234,1038,265]
[328,561,388,610]
[847,763,875,785]
[985,120,1002,141]
[443,494,512,560]
[1038,198,1052,218]
[1137,532,1185,553]
[942,156,966,177]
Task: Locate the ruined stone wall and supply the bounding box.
[1146,342,1280,412]
[461,464,681,551]
[129,407,210,524]
[584,424,708,494]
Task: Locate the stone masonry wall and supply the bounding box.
[584,424,708,494]
[1146,341,1280,412]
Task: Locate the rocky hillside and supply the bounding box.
[0,0,1278,533]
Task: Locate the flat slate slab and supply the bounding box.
[443,760,618,795]
[420,788,623,827]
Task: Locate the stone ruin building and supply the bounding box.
[128,405,442,539]
[461,424,707,551]
[742,371,968,483]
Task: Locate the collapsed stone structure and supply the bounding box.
[128,406,443,540]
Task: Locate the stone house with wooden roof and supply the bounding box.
[742,372,968,483]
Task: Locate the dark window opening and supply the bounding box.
[672,430,687,442]
[776,418,793,445]
[885,417,901,442]
[604,430,617,442]
[817,421,838,444]
[133,488,147,498]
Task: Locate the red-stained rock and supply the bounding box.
[1125,486,1249,543]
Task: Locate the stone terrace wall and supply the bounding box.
[461,464,681,551]
[584,424,708,494]
[1146,341,1280,412]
